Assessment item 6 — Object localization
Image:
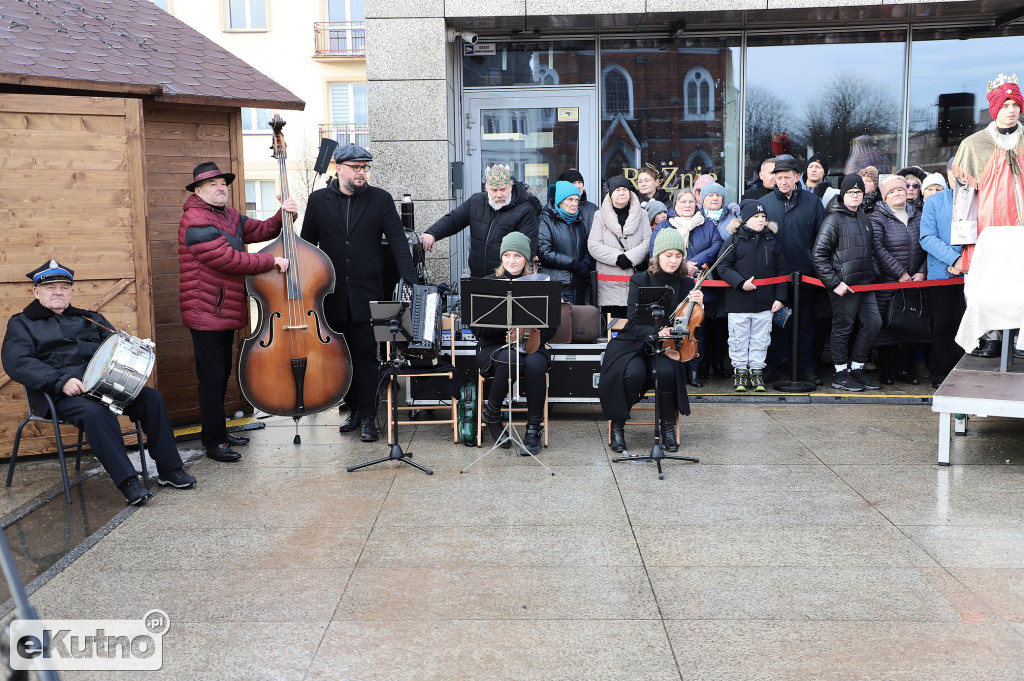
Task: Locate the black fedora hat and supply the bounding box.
[186,162,236,192]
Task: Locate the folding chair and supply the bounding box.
[7,386,148,505]
[387,314,460,444]
[476,372,550,448]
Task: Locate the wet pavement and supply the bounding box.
[2,397,1024,680]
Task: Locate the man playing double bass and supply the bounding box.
[2,260,196,506]
[301,144,416,443]
[179,162,297,462]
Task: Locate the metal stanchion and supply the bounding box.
[773,272,815,393]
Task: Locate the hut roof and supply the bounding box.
[0,0,303,110]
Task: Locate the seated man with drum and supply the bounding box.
[1,260,195,506]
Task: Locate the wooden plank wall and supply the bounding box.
[142,104,248,424]
[0,94,150,457]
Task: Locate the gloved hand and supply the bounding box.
[570,260,590,277]
[615,254,632,270]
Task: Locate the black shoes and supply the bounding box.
[158,467,197,489]
[226,433,249,446]
[660,420,679,452]
[482,404,510,448]
[1014,348,1024,359]
[118,476,152,506]
[688,369,704,388]
[894,370,920,385]
[850,368,881,390]
[799,369,823,386]
[522,416,543,456]
[359,417,378,442]
[609,421,627,453]
[931,374,946,389]
[339,413,360,433]
[971,339,1001,358]
[712,362,730,379]
[206,443,241,462]
[832,369,864,392]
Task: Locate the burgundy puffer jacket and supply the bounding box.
[178,194,283,331]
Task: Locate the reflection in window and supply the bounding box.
[462,41,594,87]
[745,32,905,187]
[909,27,1024,175]
[684,67,714,121]
[603,66,633,119]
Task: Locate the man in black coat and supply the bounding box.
[1,260,195,506]
[760,158,827,383]
[420,163,539,277]
[301,144,416,442]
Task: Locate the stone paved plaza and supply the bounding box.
[7,402,1024,680]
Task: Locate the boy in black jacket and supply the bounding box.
[718,200,788,392]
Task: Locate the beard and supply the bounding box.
[488,197,508,211]
[340,177,368,195]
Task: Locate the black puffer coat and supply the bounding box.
[1,301,113,415]
[716,220,788,314]
[760,187,826,276]
[871,201,927,345]
[538,205,595,305]
[811,199,876,290]
[424,181,539,277]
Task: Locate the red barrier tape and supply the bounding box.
[799,275,965,292]
[597,274,789,286]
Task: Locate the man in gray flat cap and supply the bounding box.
[301,143,416,443]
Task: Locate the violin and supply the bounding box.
[238,115,353,431]
[662,243,734,363]
[505,261,544,354]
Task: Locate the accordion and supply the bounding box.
[394,282,443,360]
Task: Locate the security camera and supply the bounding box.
[446,28,479,44]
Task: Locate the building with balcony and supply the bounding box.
[157,0,368,217]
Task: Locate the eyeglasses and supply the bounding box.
[845,190,864,196]
[906,182,921,189]
[341,163,371,173]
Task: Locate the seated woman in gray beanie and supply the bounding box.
[472,232,555,457]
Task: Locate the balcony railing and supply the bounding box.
[314,22,365,58]
[319,123,370,149]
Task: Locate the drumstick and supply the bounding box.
[81,315,117,334]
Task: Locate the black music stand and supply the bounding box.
[612,286,700,480]
[459,276,561,475]
[346,301,433,476]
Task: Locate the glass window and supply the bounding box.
[909,26,1024,176]
[600,37,741,201]
[328,0,362,22]
[228,0,266,30]
[329,83,369,148]
[241,108,272,134]
[150,0,169,10]
[245,180,276,220]
[463,41,595,88]
[745,31,906,190]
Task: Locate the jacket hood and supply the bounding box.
[874,199,918,221]
[599,191,644,235]
[726,218,779,235]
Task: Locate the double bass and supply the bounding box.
[239,115,352,439]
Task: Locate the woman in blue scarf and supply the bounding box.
[539,181,595,304]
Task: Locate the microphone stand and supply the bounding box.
[612,299,699,480]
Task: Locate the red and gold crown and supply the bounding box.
[987,73,1019,92]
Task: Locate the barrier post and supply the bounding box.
[773,272,815,393]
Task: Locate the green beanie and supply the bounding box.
[652,227,686,258]
[500,231,532,260]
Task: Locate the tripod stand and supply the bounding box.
[458,276,561,475]
[612,288,699,480]
[347,302,433,475]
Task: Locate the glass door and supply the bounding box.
[464,88,597,208]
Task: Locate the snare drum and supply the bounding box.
[82,331,156,414]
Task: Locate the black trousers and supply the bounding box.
[479,346,548,418]
[767,283,816,372]
[931,284,967,377]
[622,353,677,419]
[55,387,183,486]
[190,329,235,448]
[334,321,379,417]
[828,290,882,366]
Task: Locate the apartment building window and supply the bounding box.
[227,0,266,30]
[329,83,369,147]
[328,0,364,21]
[242,108,272,134]
[245,180,276,220]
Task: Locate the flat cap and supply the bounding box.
[333,143,373,163]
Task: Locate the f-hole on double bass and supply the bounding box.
[239,114,353,442]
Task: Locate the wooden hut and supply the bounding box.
[0,0,303,457]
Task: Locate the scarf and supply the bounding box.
[613,203,629,227]
[704,207,724,222]
[557,206,579,224]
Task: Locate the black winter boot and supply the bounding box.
[522,415,543,456]
[482,403,510,448]
[609,421,627,453]
[660,420,679,452]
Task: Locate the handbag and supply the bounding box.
[772,305,793,328]
[885,289,931,336]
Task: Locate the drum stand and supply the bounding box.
[612,297,699,480]
[348,304,433,475]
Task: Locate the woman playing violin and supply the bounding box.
[598,228,703,454]
[473,232,555,456]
